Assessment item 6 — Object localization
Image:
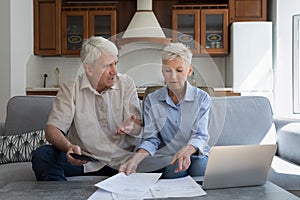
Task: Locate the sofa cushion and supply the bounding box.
[0,130,48,165]
[208,96,275,146]
[269,156,300,191]
[0,162,36,188]
[4,96,55,136]
[277,123,300,166]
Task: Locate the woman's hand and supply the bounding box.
[66,145,88,166]
[170,145,197,173]
[119,157,139,176]
[119,148,150,175]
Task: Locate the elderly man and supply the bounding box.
[32,36,142,181]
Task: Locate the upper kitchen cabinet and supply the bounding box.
[61,6,116,55]
[229,0,267,23]
[172,9,200,54]
[33,0,117,56]
[172,5,228,55]
[201,8,228,55]
[34,0,61,56]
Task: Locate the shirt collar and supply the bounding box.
[158,81,195,103]
[80,72,120,95]
[184,81,195,101]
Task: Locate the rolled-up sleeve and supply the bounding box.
[188,94,211,156]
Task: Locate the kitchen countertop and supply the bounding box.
[26,87,60,91]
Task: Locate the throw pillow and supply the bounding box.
[0,130,48,165]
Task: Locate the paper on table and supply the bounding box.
[111,189,153,200]
[87,188,153,200]
[95,172,162,196]
[87,188,113,200]
[150,176,207,198]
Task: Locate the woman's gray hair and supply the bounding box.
[162,43,192,66]
[80,36,118,67]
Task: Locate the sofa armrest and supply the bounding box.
[276,122,300,166]
[0,122,5,136]
[273,117,300,132]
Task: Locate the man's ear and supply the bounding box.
[84,64,93,76]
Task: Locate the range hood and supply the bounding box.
[117,0,171,46]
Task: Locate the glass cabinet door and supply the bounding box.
[201,9,228,55]
[89,10,116,40]
[172,10,200,54]
[62,11,88,55]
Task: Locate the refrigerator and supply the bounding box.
[226,22,273,96]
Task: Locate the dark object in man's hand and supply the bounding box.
[70,153,99,162]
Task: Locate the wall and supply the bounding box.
[0,0,11,122]
[0,0,33,122]
[272,0,300,118]
[11,0,32,95]
[26,47,226,89]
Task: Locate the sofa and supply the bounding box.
[1,95,300,196]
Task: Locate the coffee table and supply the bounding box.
[0,180,299,200]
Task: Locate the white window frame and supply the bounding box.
[293,14,300,113]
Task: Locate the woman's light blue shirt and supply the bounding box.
[138,82,211,157]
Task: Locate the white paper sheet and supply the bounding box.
[95,172,162,196]
[89,174,206,200]
[87,188,154,200]
[150,176,206,198]
[87,188,113,200]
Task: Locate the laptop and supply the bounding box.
[200,144,277,190]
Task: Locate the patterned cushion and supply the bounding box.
[0,130,48,164]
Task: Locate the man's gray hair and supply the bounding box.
[80,36,118,67]
[162,43,192,66]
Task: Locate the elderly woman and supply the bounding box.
[32,36,142,181]
[119,43,210,178]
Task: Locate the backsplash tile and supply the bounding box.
[26,51,225,89]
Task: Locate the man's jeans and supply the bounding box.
[137,155,208,179]
[161,155,208,179]
[31,145,118,181]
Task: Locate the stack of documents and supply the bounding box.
[88,172,207,200]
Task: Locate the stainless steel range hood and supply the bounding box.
[117,0,171,46]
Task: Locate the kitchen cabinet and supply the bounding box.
[201,8,228,55]
[172,9,200,54]
[33,1,116,56]
[61,6,116,55]
[172,5,228,55]
[229,0,267,23]
[34,0,61,56]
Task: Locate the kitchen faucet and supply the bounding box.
[54,67,60,88]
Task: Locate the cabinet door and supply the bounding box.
[34,0,61,56]
[172,10,200,54]
[229,0,267,23]
[61,11,88,55]
[89,10,117,40]
[201,9,228,55]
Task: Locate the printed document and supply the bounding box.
[89,173,206,200]
[95,172,161,196]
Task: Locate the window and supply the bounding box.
[293,14,300,113]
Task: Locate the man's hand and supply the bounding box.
[170,145,197,173]
[66,145,88,166]
[116,115,136,135]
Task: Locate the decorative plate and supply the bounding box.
[179,34,193,43]
[68,35,82,44]
[207,33,222,42]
